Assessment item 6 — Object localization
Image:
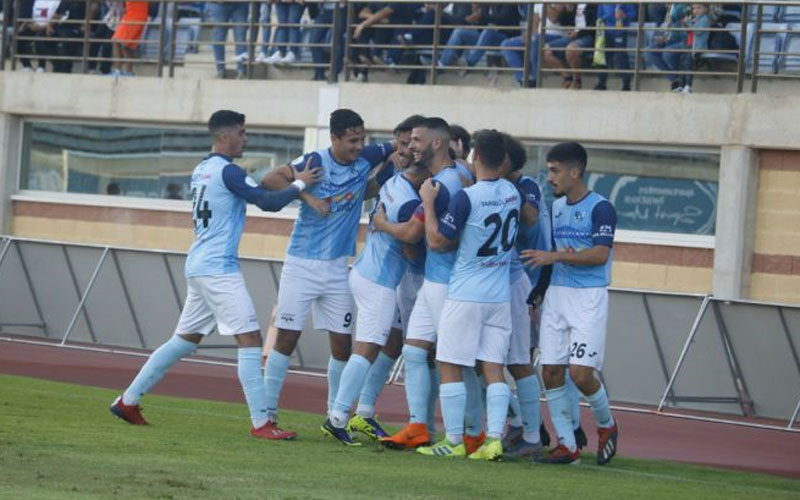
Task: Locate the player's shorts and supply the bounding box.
[393,269,424,334]
[175,272,259,336]
[405,279,448,344]
[349,268,397,346]
[436,299,512,367]
[274,254,354,334]
[506,273,533,366]
[539,285,608,370]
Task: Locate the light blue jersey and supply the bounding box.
[439,178,521,303]
[286,142,393,260]
[510,176,551,286]
[416,165,466,284]
[354,173,421,288]
[551,191,617,288]
[185,153,301,278]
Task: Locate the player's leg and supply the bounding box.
[537,286,581,464]
[568,287,617,465]
[565,369,587,449]
[111,279,210,425]
[462,366,485,454]
[263,256,319,430]
[354,326,401,421]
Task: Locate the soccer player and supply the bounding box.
[110,110,321,438]
[522,142,619,465]
[416,129,521,461]
[372,118,472,450]
[350,114,427,436]
[322,161,430,445]
[259,109,395,439]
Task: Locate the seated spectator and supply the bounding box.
[644,3,689,91]
[547,3,598,89]
[647,3,668,23]
[267,0,306,65]
[309,1,346,81]
[678,3,712,93]
[594,3,637,91]
[438,3,519,72]
[501,3,571,87]
[436,3,485,69]
[16,0,61,72]
[110,0,149,77]
[207,0,248,79]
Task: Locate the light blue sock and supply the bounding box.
[584,384,615,428]
[516,374,542,444]
[486,382,511,439]
[463,367,484,437]
[122,335,196,405]
[238,347,269,428]
[545,385,577,452]
[508,392,523,427]
[327,357,347,414]
[330,355,372,428]
[356,352,396,418]
[565,371,581,430]
[439,381,466,445]
[402,345,430,424]
[426,365,440,435]
[263,350,290,422]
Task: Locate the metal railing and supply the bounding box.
[1,1,799,90]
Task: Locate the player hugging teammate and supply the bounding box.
[111,109,618,466]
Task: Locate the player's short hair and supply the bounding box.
[330,109,364,137]
[504,134,527,172]
[208,110,245,136]
[449,124,471,156]
[546,142,588,175]
[472,129,506,170]
[393,114,426,135]
[416,117,451,142]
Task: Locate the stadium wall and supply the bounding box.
[1,72,798,302]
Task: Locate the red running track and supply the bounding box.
[2,338,799,479]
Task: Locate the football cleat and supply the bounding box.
[467,438,504,461]
[110,396,148,425]
[463,431,486,456]
[321,418,361,446]
[501,425,523,450]
[380,423,430,450]
[416,438,466,458]
[535,444,581,465]
[574,425,588,450]
[251,421,297,440]
[347,415,389,440]
[596,424,619,465]
[503,439,544,460]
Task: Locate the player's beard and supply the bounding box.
[413,144,435,169]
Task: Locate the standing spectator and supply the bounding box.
[110,0,149,77]
[254,0,276,64]
[267,0,305,65]
[594,3,637,91]
[16,0,61,72]
[308,1,346,81]
[644,3,689,91]
[88,1,123,74]
[678,3,712,93]
[207,0,248,79]
[47,1,100,73]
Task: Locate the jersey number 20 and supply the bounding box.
[477,209,519,257]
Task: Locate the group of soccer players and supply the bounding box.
[110,107,619,466]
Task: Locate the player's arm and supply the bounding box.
[527,264,552,307]
[224,164,321,212]
[365,161,396,199]
[517,178,540,226]
[260,164,294,190]
[372,203,425,244]
[522,201,617,267]
[423,180,466,252]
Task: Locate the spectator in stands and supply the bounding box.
[208,0,248,79]
[107,182,121,195]
[88,1,123,74]
[678,3,712,93]
[45,1,100,73]
[16,0,61,72]
[254,1,276,64]
[438,3,520,74]
[265,0,305,65]
[110,1,149,77]
[594,3,637,91]
[436,3,485,70]
[644,3,690,91]
[351,2,419,70]
[309,1,346,81]
[549,3,598,89]
[647,3,668,23]
[165,183,184,200]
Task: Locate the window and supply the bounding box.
[20,121,304,200]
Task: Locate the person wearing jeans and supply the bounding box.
[208,1,248,78]
[309,3,346,80]
[595,4,636,91]
[271,0,305,64]
[255,1,274,63]
[644,3,689,90]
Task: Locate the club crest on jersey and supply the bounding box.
[574,211,584,221]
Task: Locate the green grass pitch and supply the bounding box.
[1,374,798,499]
